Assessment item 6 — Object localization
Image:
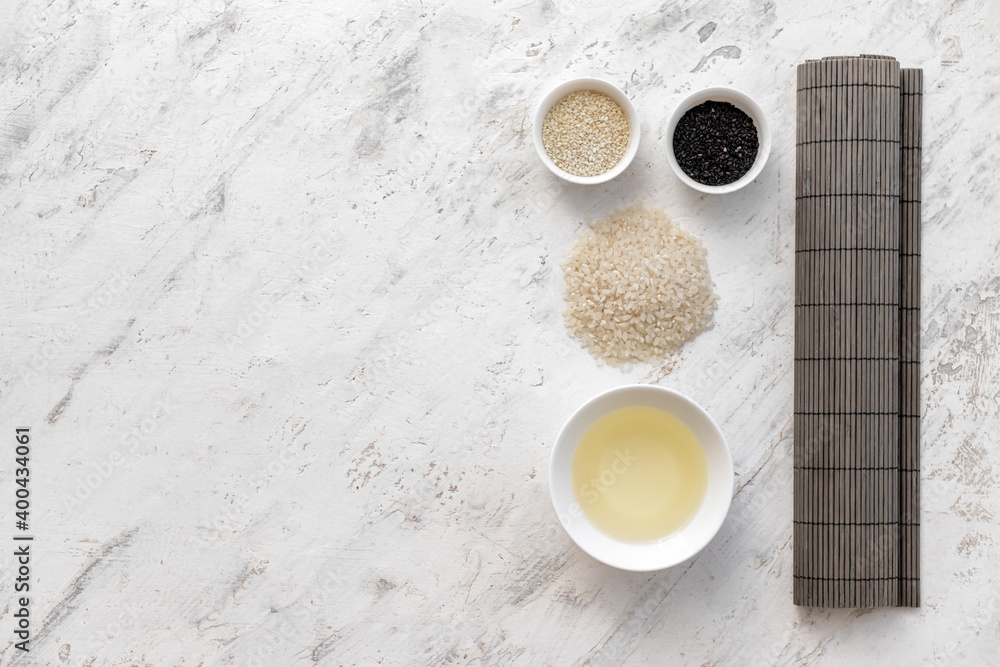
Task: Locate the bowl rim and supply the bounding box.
[665,86,771,194]
[532,76,641,185]
[549,384,734,571]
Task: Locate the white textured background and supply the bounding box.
[1,0,998,664]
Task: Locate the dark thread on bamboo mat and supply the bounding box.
[797,138,901,146]
[796,302,900,307]
[794,356,899,361]
[794,411,898,415]
[794,520,902,525]
[794,575,919,581]
[796,83,901,92]
[795,248,897,253]
[796,193,899,200]
[795,466,902,470]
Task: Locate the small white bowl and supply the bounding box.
[549,385,733,571]
[533,77,641,184]
[665,87,771,194]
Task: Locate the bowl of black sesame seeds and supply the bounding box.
[533,77,641,184]
[665,87,771,194]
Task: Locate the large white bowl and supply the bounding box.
[665,87,771,194]
[532,77,640,184]
[549,385,733,571]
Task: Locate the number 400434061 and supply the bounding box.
[15,429,30,532]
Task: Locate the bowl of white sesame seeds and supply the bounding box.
[533,77,640,184]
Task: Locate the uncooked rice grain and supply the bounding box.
[562,205,717,366]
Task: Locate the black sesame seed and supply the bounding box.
[673,101,759,186]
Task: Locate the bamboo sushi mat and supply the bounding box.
[794,55,922,608]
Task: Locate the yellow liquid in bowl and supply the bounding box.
[571,406,708,543]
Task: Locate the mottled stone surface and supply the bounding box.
[1,0,998,664]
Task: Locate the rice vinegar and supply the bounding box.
[571,406,708,542]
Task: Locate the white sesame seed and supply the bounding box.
[541,90,630,177]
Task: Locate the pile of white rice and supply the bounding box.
[562,205,717,366]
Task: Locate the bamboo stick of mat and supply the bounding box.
[794,55,918,607]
